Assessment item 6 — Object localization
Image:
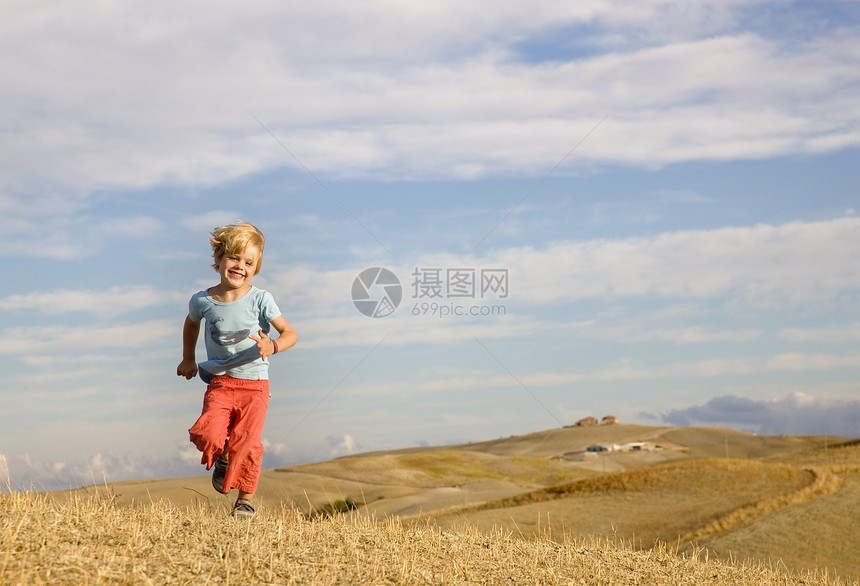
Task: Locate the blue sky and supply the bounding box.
[2,1,860,490]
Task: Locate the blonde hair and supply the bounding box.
[209,222,265,275]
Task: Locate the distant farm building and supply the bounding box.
[566,415,619,428]
[586,442,655,454]
[558,441,657,461]
[587,444,620,453]
[625,442,648,451]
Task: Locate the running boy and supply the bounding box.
[177,222,297,518]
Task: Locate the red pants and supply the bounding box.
[188,376,270,494]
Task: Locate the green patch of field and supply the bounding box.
[291,448,594,489]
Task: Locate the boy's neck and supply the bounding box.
[208,283,252,303]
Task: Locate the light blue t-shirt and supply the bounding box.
[188,286,281,383]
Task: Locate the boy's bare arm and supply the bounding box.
[249,315,297,360]
[271,315,297,351]
[177,315,200,379]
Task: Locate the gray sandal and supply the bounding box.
[231,498,255,518]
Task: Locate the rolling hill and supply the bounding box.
[67,424,860,582]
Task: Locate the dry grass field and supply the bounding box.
[3,425,859,584]
[2,488,854,585]
[429,459,824,540]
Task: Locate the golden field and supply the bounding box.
[3,424,858,584]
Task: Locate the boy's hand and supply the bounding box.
[249,329,275,361]
[177,359,198,380]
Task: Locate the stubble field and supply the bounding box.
[3,425,858,584]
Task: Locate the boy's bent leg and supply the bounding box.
[188,381,233,470]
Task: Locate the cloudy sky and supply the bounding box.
[2,1,859,491]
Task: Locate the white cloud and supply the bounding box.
[178,445,201,465]
[261,438,289,456]
[102,216,164,237]
[269,216,860,337]
[254,434,362,469]
[182,211,245,233]
[1,2,857,198]
[240,216,860,353]
[326,434,359,458]
[593,325,762,345]
[2,211,169,260]
[312,344,860,404]
[765,352,860,372]
[651,189,714,204]
[290,313,549,351]
[1,450,199,492]
[0,286,186,317]
[0,319,175,357]
[489,217,860,304]
[779,324,860,342]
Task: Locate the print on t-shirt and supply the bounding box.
[207,316,250,346]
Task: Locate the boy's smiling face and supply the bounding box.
[216,245,261,291]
